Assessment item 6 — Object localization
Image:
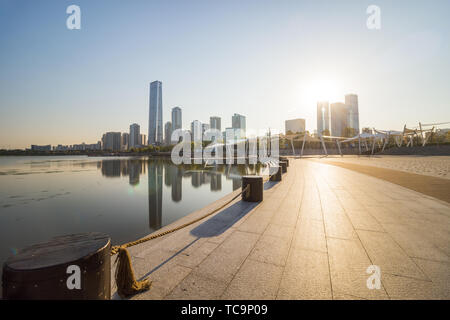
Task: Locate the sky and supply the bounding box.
[0,0,449,149]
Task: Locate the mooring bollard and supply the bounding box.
[2,232,111,300]
[280,157,289,167]
[280,161,287,174]
[242,176,263,202]
[269,166,282,181]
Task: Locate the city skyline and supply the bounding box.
[1,1,450,148]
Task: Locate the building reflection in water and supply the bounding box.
[99,159,263,231]
[170,165,182,202]
[148,160,163,230]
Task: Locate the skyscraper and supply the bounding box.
[330,103,348,137]
[191,120,202,141]
[164,121,172,145]
[171,107,182,130]
[210,116,221,131]
[121,133,129,150]
[232,113,246,139]
[202,123,210,135]
[345,94,359,134]
[285,118,305,134]
[149,81,163,145]
[140,134,147,146]
[129,123,140,149]
[102,132,121,151]
[317,101,330,135]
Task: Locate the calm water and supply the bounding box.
[0,156,263,271]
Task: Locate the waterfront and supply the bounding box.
[0,156,263,275]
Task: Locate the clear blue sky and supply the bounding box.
[1,0,449,148]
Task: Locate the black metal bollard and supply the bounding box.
[242,176,263,202]
[269,166,282,181]
[2,232,111,300]
[280,157,289,167]
[280,161,288,174]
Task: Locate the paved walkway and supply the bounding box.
[111,159,450,300]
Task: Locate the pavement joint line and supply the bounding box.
[311,162,335,300]
[275,162,305,299]
[317,163,392,299]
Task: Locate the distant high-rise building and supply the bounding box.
[191,120,202,141]
[121,133,129,150]
[164,121,172,145]
[202,123,210,135]
[317,101,330,135]
[285,118,305,135]
[171,107,182,130]
[345,94,359,134]
[129,123,140,149]
[210,116,221,131]
[232,113,246,139]
[149,81,163,145]
[225,127,235,144]
[330,103,348,137]
[102,132,121,151]
[140,134,147,146]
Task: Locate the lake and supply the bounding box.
[0,156,264,273]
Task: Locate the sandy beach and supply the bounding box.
[319,155,450,180]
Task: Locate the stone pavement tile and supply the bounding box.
[248,234,291,266]
[363,205,401,225]
[382,274,435,299]
[323,211,358,240]
[237,215,271,234]
[206,227,236,245]
[256,200,281,212]
[292,217,327,253]
[381,223,449,262]
[327,238,388,299]
[166,273,228,300]
[132,264,192,300]
[356,230,428,280]
[221,259,284,300]
[193,231,260,283]
[332,293,366,300]
[344,209,384,232]
[270,208,299,227]
[263,223,295,241]
[277,249,332,300]
[299,203,323,221]
[413,258,450,299]
[173,241,219,269]
[250,207,277,220]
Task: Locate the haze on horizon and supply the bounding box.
[1,0,449,149]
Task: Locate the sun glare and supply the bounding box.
[308,78,339,102]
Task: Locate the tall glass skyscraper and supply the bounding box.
[345,94,359,134]
[232,113,246,138]
[317,101,330,135]
[171,106,182,130]
[330,102,348,137]
[210,116,221,131]
[149,81,163,145]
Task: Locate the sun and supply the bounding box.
[308,77,339,102]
